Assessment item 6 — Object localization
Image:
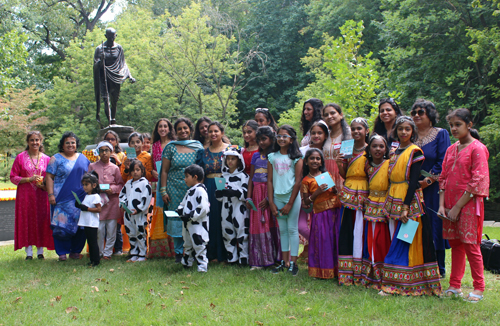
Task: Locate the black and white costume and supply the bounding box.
[119,177,152,258]
[216,147,249,265]
[177,183,210,272]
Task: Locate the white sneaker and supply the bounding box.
[136,257,147,262]
[126,256,138,262]
[113,251,123,256]
[250,266,263,271]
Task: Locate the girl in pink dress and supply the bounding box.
[438,108,489,303]
[10,131,54,259]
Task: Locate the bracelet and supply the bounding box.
[48,193,54,197]
[308,196,313,203]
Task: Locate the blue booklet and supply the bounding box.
[314,172,335,190]
[396,219,419,244]
[246,199,258,211]
[100,184,110,190]
[214,177,226,191]
[120,202,133,215]
[164,211,179,218]
[124,147,137,159]
[340,139,354,158]
[156,161,162,173]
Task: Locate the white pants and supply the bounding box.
[98,219,118,257]
[25,246,44,256]
[183,222,209,272]
[124,213,148,257]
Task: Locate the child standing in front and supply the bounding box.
[121,132,153,182]
[176,164,210,272]
[247,126,281,270]
[216,146,250,266]
[75,171,102,267]
[89,141,124,260]
[301,148,340,279]
[119,160,153,262]
[268,125,303,276]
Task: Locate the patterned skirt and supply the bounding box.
[359,220,391,289]
[308,208,340,279]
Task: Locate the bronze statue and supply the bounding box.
[94,28,136,126]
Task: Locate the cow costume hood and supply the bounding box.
[221,146,246,178]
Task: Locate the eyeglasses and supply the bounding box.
[276,134,292,140]
[99,148,111,153]
[105,138,116,142]
[255,108,269,112]
[411,109,426,117]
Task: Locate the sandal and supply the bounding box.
[443,288,462,298]
[464,292,483,303]
[58,255,67,261]
[37,254,45,260]
[25,256,33,260]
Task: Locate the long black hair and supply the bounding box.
[256,126,276,156]
[193,116,212,144]
[364,134,390,164]
[322,103,351,141]
[391,116,418,143]
[302,148,326,179]
[81,170,100,194]
[373,98,403,140]
[152,118,176,143]
[128,132,144,145]
[301,98,323,137]
[446,108,481,140]
[275,125,302,160]
[308,121,329,147]
[242,120,259,148]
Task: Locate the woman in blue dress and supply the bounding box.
[412,100,451,278]
[45,132,90,261]
[160,118,203,263]
[196,121,231,262]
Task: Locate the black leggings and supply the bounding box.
[84,227,100,266]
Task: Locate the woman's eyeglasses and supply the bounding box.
[411,109,426,117]
[276,134,292,140]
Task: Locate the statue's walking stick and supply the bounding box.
[102,41,112,127]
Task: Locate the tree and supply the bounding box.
[0,30,28,94]
[279,20,379,134]
[0,87,48,153]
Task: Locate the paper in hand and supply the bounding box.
[164,211,180,218]
[247,199,258,211]
[120,202,133,215]
[156,161,162,173]
[340,139,354,158]
[214,177,226,191]
[396,219,419,244]
[314,172,335,190]
[100,184,110,190]
[71,191,82,205]
[124,147,137,159]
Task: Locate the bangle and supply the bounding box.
[48,193,54,197]
[308,196,313,203]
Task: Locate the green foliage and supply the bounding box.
[0,30,28,94]
[279,20,379,135]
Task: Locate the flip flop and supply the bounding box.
[464,292,483,303]
[443,289,462,298]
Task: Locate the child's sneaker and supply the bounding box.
[288,261,299,276]
[136,257,147,262]
[271,260,286,274]
[126,256,138,262]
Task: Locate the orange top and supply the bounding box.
[120,151,153,182]
[301,173,340,214]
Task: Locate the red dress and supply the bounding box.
[10,151,54,251]
[438,140,489,244]
[242,148,258,175]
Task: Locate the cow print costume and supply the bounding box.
[177,183,210,272]
[216,146,249,265]
[119,177,152,259]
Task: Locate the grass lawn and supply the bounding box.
[0,181,15,189]
[1,228,499,325]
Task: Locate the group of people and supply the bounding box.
[10,98,490,302]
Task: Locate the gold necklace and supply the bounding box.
[29,151,40,171]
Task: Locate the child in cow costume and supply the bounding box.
[176,164,210,272]
[216,146,250,265]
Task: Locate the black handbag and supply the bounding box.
[480,234,500,274]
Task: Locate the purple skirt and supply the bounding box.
[308,208,340,279]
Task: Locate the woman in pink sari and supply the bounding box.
[10,131,54,259]
[438,108,489,303]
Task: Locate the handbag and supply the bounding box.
[480,234,500,274]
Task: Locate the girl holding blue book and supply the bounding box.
[380,116,441,296]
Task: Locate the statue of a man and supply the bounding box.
[93,28,136,126]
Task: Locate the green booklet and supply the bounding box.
[100,184,110,190]
[120,202,133,215]
[164,211,180,218]
[214,177,226,191]
[246,199,258,211]
[71,191,81,205]
[124,147,137,159]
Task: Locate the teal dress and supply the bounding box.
[196,147,227,262]
[163,144,198,239]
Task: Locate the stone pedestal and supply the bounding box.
[97,125,134,144]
